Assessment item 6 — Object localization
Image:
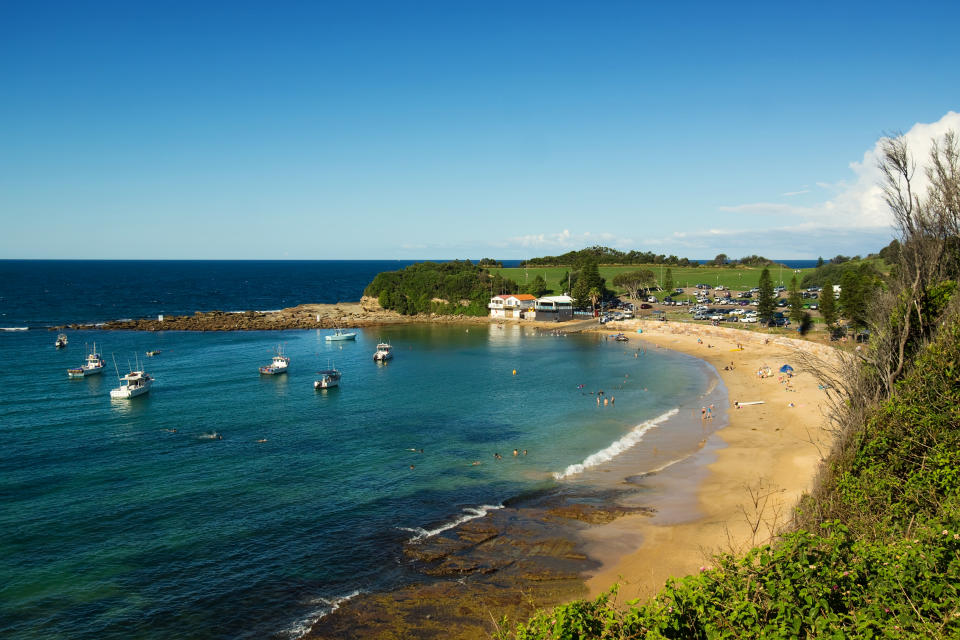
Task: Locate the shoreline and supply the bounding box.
[580,321,836,601]
[42,304,838,635]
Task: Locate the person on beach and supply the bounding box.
[701,407,707,418]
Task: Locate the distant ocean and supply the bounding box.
[0,260,726,639]
[0,259,816,330]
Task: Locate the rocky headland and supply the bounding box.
[60,297,495,332]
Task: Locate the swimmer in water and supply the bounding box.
[513,449,519,456]
[256,439,267,443]
[471,461,482,466]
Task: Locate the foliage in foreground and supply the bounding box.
[498,319,960,639]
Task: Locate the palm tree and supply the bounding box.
[588,287,601,317]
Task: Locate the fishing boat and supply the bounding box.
[146,350,162,357]
[373,342,393,362]
[314,368,342,389]
[259,347,290,375]
[110,370,154,398]
[324,326,357,342]
[55,333,68,348]
[67,343,105,378]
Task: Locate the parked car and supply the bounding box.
[810,303,819,310]
[767,317,790,327]
[741,316,758,323]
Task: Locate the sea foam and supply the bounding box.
[285,589,362,639]
[553,407,679,480]
[399,504,504,542]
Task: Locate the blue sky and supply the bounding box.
[1,1,958,260]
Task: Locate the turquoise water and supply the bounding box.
[1,324,717,638]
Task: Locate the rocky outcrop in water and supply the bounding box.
[60,298,496,332]
[304,488,655,639]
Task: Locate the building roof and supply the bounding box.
[493,294,536,301]
[537,295,573,303]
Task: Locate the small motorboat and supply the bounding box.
[613,333,629,342]
[55,333,68,349]
[325,327,357,342]
[373,342,393,362]
[68,343,105,378]
[259,346,290,375]
[314,368,342,389]
[146,350,162,357]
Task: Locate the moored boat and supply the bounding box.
[68,343,105,378]
[259,347,290,375]
[314,368,342,389]
[110,370,154,398]
[55,333,68,348]
[373,342,393,362]
[325,327,357,342]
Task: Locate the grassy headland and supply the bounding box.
[490,265,815,297]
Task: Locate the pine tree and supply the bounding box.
[664,268,674,294]
[758,267,776,321]
[788,275,803,325]
[819,278,837,327]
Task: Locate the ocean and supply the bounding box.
[0,261,724,639]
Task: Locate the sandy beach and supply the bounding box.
[582,320,837,602]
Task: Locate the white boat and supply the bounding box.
[259,347,290,375]
[55,333,68,348]
[373,342,393,362]
[314,368,342,389]
[325,327,357,342]
[68,343,105,378]
[110,370,154,398]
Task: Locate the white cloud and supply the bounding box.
[721,111,960,234]
[499,229,635,251]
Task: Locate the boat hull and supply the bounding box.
[110,380,152,398]
[68,366,104,378]
[325,334,357,341]
[259,366,288,375]
[314,379,339,389]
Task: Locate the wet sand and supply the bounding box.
[582,320,837,601]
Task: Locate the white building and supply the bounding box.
[488,294,537,319]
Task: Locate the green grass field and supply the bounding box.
[490,264,815,296]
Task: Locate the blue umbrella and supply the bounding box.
[780,364,794,373]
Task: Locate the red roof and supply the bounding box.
[512,294,536,300]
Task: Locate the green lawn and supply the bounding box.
[491,264,815,296]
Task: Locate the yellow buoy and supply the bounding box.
[512,369,517,376]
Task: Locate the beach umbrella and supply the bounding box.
[780,364,794,373]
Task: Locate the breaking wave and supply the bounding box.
[553,408,679,480]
